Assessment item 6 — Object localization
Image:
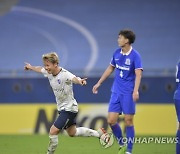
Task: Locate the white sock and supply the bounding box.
[75,127,100,137]
[47,135,58,154]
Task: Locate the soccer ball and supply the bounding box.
[99,132,114,148]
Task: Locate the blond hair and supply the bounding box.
[42,52,59,64]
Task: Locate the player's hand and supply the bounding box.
[92,83,101,94]
[133,91,139,102]
[80,78,87,86]
[24,62,32,70]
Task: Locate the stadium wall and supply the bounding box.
[0,77,177,135]
[0,77,176,103]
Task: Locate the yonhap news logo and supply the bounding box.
[117,137,178,144]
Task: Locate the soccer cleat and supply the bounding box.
[118,145,127,154]
[125,152,132,154]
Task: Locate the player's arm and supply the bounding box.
[176,62,180,82]
[92,64,115,94]
[133,69,142,102]
[24,62,42,73]
[72,77,87,86]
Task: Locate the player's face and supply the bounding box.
[43,59,57,74]
[117,35,128,47]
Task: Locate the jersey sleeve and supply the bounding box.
[134,52,143,70]
[65,70,76,83]
[110,52,116,67]
[41,68,48,77]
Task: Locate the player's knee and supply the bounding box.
[49,126,59,135]
[178,123,180,130]
[124,118,133,126]
[66,127,76,137]
[107,118,117,126]
[68,133,75,137]
[49,129,58,135]
[66,128,76,137]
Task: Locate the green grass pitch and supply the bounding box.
[0,135,175,154]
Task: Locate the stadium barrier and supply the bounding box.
[0,104,176,135]
[0,77,177,135]
[0,77,175,103]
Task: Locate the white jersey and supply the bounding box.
[41,67,78,113]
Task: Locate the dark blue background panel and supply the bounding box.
[0,77,176,103]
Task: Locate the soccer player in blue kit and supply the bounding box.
[92,29,143,154]
[174,59,180,154]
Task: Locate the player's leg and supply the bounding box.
[124,114,134,154]
[47,125,60,154]
[66,124,114,148]
[108,112,124,145]
[108,93,124,146]
[66,125,100,137]
[47,110,72,154]
[65,113,114,148]
[123,94,136,154]
[64,111,100,137]
[174,99,180,154]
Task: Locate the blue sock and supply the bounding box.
[176,129,180,154]
[126,126,135,153]
[110,123,124,145]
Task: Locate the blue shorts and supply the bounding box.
[108,92,135,114]
[174,99,180,122]
[54,110,77,130]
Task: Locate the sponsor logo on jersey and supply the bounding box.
[116,64,130,71]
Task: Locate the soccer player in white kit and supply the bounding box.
[24,52,103,154]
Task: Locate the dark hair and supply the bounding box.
[119,29,136,44]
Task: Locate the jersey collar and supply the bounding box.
[120,46,132,56]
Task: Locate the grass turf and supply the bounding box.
[0,135,175,154]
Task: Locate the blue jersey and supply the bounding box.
[174,60,180,100]
[110,47,143,94]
